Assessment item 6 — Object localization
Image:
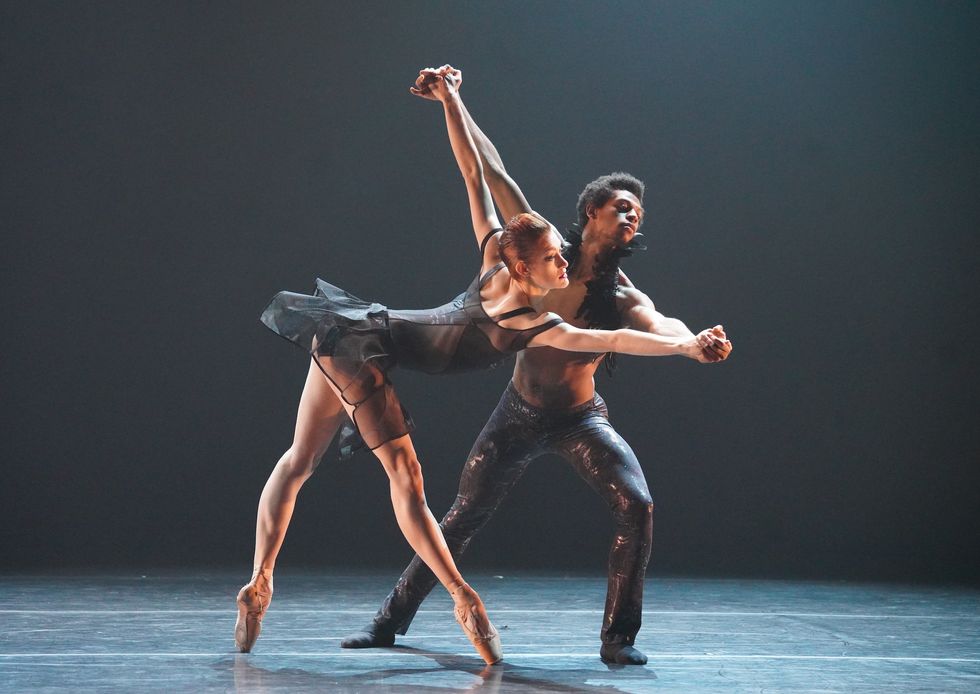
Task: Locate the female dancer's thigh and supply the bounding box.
[310,354,426,492]
[313,355,413,462]
[290,358,347,465]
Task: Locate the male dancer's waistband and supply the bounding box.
[503,380,608,424]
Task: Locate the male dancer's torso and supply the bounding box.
[514,278,619,409]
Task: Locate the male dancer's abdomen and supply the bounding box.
[513,347,605,410]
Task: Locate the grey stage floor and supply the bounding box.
[1,571,978,693]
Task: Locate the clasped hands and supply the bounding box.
[694,326,732,363]
[410,64,461,100]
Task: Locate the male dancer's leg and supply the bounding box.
[342,384,538,646]
[554,396,653,665]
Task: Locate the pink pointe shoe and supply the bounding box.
[451,582,503,665]
[235,569,273,653]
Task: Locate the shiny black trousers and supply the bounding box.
[373,381,654,645]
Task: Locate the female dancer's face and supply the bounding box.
[524,229,570,290]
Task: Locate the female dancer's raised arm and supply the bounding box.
[428,71,500,252]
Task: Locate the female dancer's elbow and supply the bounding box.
[607,330,626,354]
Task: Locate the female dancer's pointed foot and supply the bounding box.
[235,571,273,653]
[451,582,503,665]
[599,643,648,665]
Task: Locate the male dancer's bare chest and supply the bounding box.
[513,281,606,408]
[541,282,589,325]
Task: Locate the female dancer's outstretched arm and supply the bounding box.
[531,321,731,363]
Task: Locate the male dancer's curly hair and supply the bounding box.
[564,173,647,375]
[575,172,645,230]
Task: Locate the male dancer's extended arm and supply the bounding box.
[456,99,532,221]
[426,72,501,250]
[415,66,532,222]
[618,285,732,360]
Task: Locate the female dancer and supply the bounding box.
[237,70,724,663]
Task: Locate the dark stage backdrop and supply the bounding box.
[2,2,978,584]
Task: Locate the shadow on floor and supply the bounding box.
[220,647,655,693]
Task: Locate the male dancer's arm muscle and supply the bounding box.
[456,98,532,221]
[618,286,732,360]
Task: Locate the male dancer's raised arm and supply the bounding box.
[413,66,532,223]
[430,71,501,251]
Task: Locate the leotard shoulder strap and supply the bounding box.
[478,262,506,287]
[496,306,535,321]
[509,315,564,350]
[479,228,503,256]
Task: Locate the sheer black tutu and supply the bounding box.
[260,279,412,457]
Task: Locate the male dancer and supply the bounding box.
[342,67,732,665]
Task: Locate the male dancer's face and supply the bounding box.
[585,190,644,249]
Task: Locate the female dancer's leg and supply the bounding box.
[236,360,346,652]
[237,358,501,664]
[372,432,500,662]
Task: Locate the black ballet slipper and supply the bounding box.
[340,623,396,648]
[600,643,648,665]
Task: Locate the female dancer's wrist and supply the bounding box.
[446,578,467,596]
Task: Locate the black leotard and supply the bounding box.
[260,261,562,454]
